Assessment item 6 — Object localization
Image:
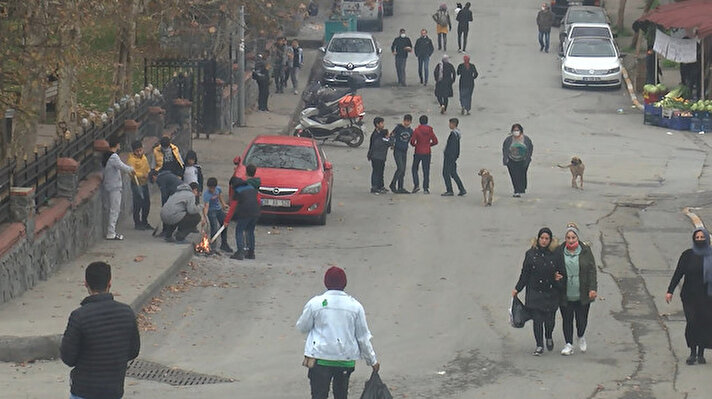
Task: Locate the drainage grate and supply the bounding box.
[126,358,235,386]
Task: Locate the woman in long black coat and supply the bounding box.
[433,54,456,114]
[513,227,565,355]
[666,228,712,365]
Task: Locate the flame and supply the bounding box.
[194,232,211,254]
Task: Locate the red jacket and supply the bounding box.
[410,125,438,154]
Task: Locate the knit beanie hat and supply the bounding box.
[324,266,347,290]
[565,222,580,238]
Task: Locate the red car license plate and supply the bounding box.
[262,198,291,207]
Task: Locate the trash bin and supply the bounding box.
[324,16,357,45]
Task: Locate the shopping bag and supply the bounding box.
[359,371,393,399]
[509,296,532,328]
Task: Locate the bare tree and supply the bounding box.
[617,0,627,35]
[112,0,141,101]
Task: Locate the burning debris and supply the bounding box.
[194,232,214,256]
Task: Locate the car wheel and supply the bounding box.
[561,81,568,89]
[315,210,327,225]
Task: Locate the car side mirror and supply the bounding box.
[377,48,382,55]
[324,161,333,170]
[319,47,326,53]
[233,156,241,165]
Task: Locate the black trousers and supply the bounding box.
[531,309,556,347]
[457,25,469,51]
[436,95,449,109]
[131,184,150,226]
[412,153,431,190]
[390,150,407,189]
[438,32,447,51]
[506,160,529,194]
[442,157,465,193]
[370,159,385,190]
[257,82,269,110]
[308,364,354,399]
[682,298,712,349]
[560,300,590,344]
[395,57,407,85]
[163,213,201,241]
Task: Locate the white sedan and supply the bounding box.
[561,37,622,89]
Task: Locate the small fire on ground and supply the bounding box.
[194,232,212,255]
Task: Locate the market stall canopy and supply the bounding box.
[636,0,712,39]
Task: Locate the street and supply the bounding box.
[4,0,712,398]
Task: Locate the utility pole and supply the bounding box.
[236,5,246,127]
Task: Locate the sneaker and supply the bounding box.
[246,250,255,259]
[532,347,544,356]
[143,223,154,230]
[220,243,234,253]
[461,108,465,115]
[294,90,299,95]
[458,190,467,196]
[686,354,697,365]
[230,252,245,260]
[561,343,574,356]
[546,338,554,351]
[698,355,707,364]
[578,336,587,353]
[441,191,454,196]
[378,187,389,194]
[466,110,471,115]
[389,183,397,193]
[396,188,410,194]
[440,105,445,114]
[513,193,521,198]
[412,186,420,194]
[424,189,430,194]
[370,188,380,194]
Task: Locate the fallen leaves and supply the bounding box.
[134,255,145,262]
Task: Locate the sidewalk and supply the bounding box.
[0,35,324,363]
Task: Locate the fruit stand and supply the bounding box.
[643,84,712,132]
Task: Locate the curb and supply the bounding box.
[683,207,705,229]
[621,65,644,111]
[0,246,194,363]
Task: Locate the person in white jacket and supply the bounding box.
[297,266,380,399]
[102,137,134,240]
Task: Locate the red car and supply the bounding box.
[232,135,334,225]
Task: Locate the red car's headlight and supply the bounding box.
[301,182,322,194]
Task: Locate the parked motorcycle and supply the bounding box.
[294,77,366,147]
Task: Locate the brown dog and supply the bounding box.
[477,169,494,206]
[558,156,585,189]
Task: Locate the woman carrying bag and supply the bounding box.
[513,227,564,355]
[555,222,597,356]
[666,228,712,365]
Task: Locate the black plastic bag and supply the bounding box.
[360,371,393,399]
[509,296,532,328]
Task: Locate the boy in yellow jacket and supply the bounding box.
[127,140,153,230]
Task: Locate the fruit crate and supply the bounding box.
[690,117,702,132]
[644,104,662,116]
[644,113,662,126]
[702,118,712,132]
[668,115,691,131]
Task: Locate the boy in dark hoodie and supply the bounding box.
[224,176,260,260]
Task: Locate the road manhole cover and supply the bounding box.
[126,359,235,386]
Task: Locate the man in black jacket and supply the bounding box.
[441,118,466,196]
[61,261,140,399]
[225,175,261,260]
[414,29,435,86]
[367,117,391,194]
[456,2,473,53]
[391,28,413,86]
[388,114,414,194]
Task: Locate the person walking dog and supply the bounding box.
[296,266,380,399]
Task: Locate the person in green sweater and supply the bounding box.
[555,222,597,356]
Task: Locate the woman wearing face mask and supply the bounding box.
[501,123,533,197]
[666,229,712,365]
[555,222,597,356]
[513,227,564,355]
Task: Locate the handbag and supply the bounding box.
[509,296,532,328]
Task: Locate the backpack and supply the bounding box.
[433,10,448,27]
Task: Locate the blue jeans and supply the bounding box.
[207,209,228,245]
[235,216,258,253]
[418,57,430,84]
[395,57,407,85]
[412,154,431,190]
[538,31,550,51]
[459,86,473,111]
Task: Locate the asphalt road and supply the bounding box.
[5,1,712,398]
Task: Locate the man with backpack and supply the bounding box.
[432,4,451,51]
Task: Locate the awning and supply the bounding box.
[636,0,712,39]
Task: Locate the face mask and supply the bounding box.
[565,241,579,250]
[400,34,406,38]
[694,239,707,247]
[512,130,521,136]
[542,7,546,10]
